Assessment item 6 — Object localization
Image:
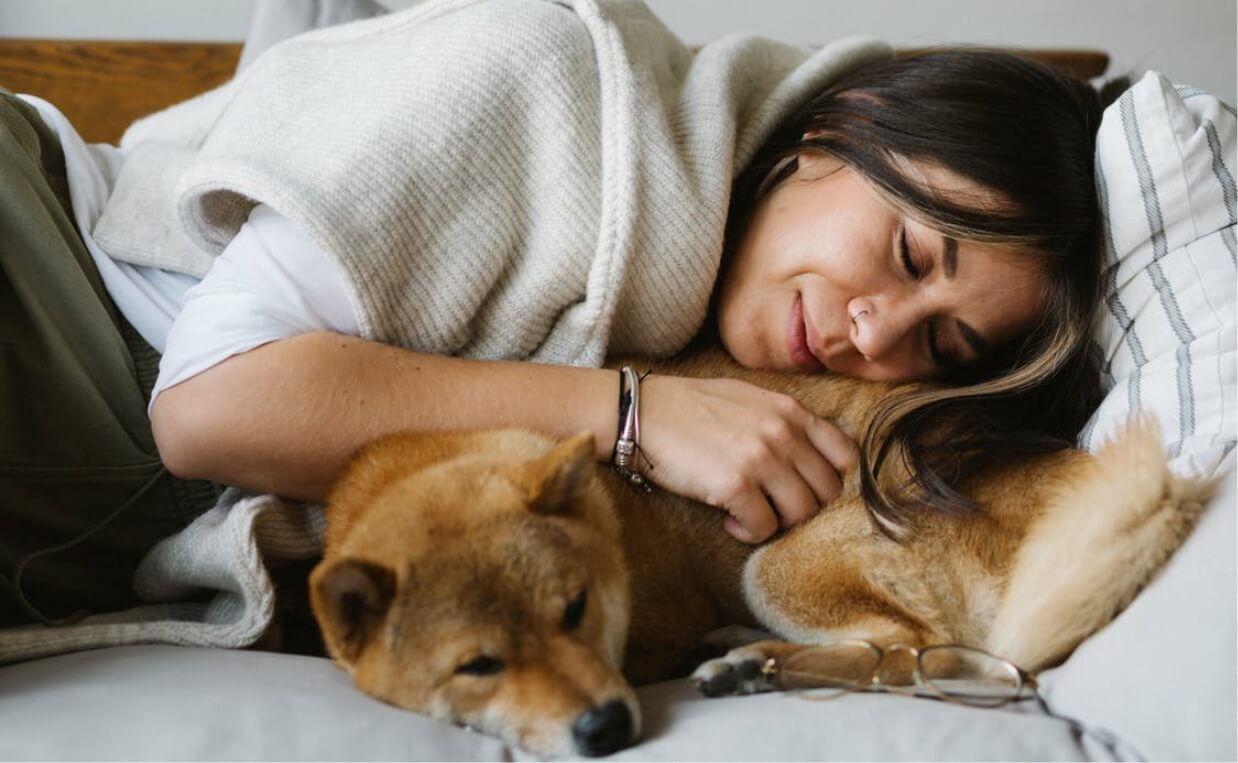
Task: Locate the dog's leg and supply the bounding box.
[690,640,813,697]
[694,528,935,697]
[689,614,923,698]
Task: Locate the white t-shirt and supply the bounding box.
[152,204,360,412]
[21,96,360,414]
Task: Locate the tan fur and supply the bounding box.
[309,346,1214,756]
[985,416,1215,668]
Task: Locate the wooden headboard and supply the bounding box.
[0,39,1108,145]
[0,40,242,144]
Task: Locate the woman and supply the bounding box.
[1,0,1115,628]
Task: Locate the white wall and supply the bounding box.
[1,0,1234,99]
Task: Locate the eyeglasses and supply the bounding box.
[762,640,1039,708]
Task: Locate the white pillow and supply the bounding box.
[1045,72,1237,761]
[1080,71,1236,477]
[1042,468,1236,761]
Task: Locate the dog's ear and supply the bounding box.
[309,557,397,664]
[514,431,596,515]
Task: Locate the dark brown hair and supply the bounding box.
[725,49,1129,537]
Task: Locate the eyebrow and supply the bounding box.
[942,236,958,278]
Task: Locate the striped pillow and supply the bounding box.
[1079,72,1236,477]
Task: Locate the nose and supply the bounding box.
[572,699,634,757]
[848,296,924,361]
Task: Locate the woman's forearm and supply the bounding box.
[150,331,620,501]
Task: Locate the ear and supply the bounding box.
[309,557,397,664]
[513,431,596,515]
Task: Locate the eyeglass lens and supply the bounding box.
[919,646,1022,706]
[778,643,1023,706]
[777,642,882,695]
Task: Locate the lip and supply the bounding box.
[787,294,826,372]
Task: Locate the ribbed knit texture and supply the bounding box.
[96,0,890,366]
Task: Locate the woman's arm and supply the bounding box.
[151,331,620,502]
[152,331,858,542]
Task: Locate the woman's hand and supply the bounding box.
[636,374,859,544]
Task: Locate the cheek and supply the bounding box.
[724,193,819,295]
[714,252,774,365]
[718,208,817,310]
[969,265,1051,344]
[355,659,439,716]
[440,677,504,724]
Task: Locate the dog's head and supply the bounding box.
[309,431,638,757]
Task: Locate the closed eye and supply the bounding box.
[456,655,505,676]
[901,226,949,368]
[899,226,920,279]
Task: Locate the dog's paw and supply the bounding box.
[690,645,776,698]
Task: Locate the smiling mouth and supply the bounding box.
[788,294,826,372]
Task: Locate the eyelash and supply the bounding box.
[900,226,950,368]
[898,228,920,279]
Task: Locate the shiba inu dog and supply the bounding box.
[308,346,1212,757]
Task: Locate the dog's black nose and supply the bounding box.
[572,699,633,757]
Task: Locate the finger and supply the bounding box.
[723,490,780,544]
[776,422,844,508]
[760,462,822,529]
[792,446,844,508]
[804,417,861,474]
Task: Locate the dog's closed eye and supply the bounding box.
[456,655,506,676]
[562,590,587,632]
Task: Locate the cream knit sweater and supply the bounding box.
[95,0,889,366]
[0,1,889,662]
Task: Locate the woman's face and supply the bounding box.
[716,153,1047,382]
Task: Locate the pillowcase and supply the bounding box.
[1079,71,1233,475]
[1043,71,1237,761]
[1079,71,1236,478]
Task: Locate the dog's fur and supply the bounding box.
[308,346,1213,756]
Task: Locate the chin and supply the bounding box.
[715,304,782,371]
[717,332,764,370]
